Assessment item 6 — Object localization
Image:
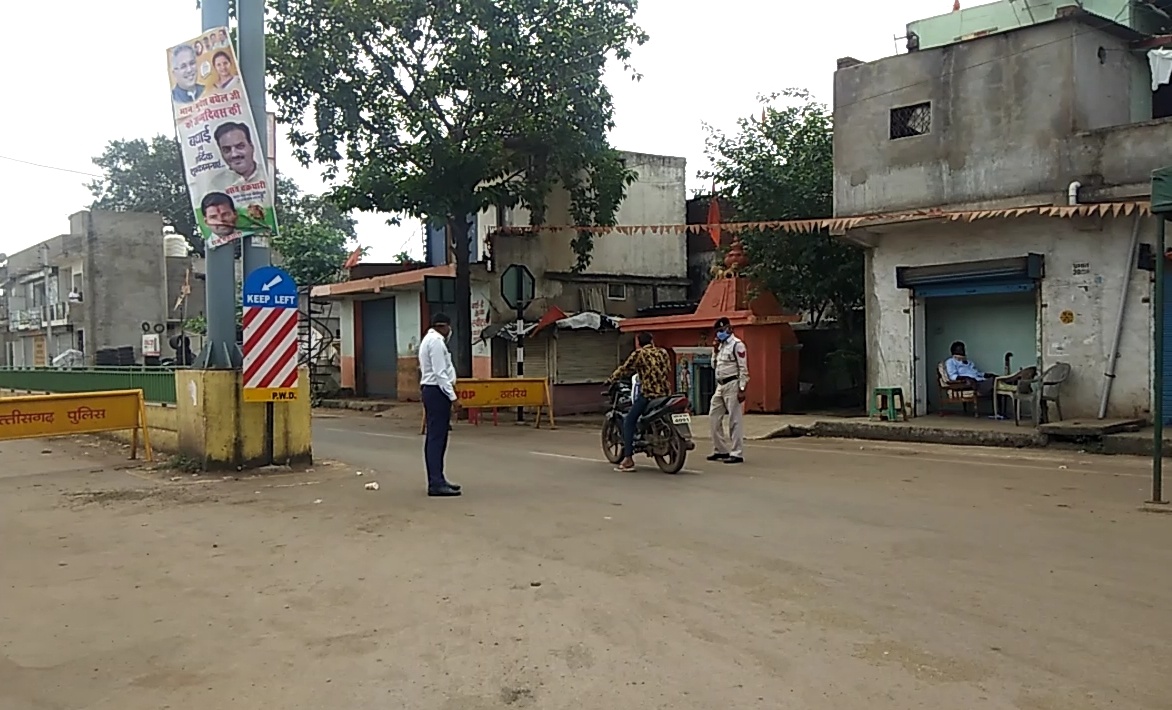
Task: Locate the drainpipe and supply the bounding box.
[1098,212,1144,419]
[1067,181,1082,206]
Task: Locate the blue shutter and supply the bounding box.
[913,278,1036,298]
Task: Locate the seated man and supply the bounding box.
[945,341,995,396]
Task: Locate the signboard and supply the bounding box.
[0,389,153,460]
[419,377,556,432]
[500,264,535,311]
[167,28,277,251]
[142,334,161,357]
[241,266,299,402]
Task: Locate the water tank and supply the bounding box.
[164,234,190,258]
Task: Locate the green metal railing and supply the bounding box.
[0,367,179,404]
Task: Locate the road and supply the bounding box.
[2,413,1170,709]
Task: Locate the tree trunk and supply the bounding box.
[449,216,474,379]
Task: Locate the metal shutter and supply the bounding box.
[507,333,550,379]
[554,330,620,384]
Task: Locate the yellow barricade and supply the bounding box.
[0,389,153,461]
[420,378,556,432]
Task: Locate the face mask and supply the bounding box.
[716,331,731,342]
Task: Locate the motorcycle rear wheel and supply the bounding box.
[601,419,624,464]
[652,423,687,474]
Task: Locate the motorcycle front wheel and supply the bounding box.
[601,418,624,464]
[652,422,687,474]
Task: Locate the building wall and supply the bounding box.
[339,299,356,390]
[833,18,1159,217]
[481,151,689,317]
[395,290,422,398]
[864,216,1151,419]
[72,210,170,360]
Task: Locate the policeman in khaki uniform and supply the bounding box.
[708,317,749,464]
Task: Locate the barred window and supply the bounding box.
[890,102,931,139]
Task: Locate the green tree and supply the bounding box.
[266,0,646,377]
[271,176,359,287]
[702,89,863,331]
[88,136,200,253]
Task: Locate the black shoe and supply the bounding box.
[444,481,461,492]
[428,485,462,497]
[706,453,730,461]
[722,457,744,465]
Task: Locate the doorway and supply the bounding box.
[360,297,398,398]
[922,292,1038,413]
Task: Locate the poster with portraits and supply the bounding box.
[166,28,277,251]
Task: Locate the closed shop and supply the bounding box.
[553,330,621,384]
[360,297,398,397]
[507,333,551,380]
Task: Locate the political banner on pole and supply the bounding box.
[166,28,277,251]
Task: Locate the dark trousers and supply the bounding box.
[622,395,649,460]
[421,385,451,489]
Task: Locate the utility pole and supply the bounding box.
[237,0,272,278]
[1153,216,1166,504]
[40,244,52,363]
[196,0,240,369]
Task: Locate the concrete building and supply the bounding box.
[833,3,1172,420]
[0,210,205,367]
[312,150,690,407]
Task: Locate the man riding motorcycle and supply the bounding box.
[605,331,672,472]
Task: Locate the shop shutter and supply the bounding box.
[554,330,621,384]
[507,334,550,379]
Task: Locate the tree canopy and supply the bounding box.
[89,136,199,253]
[702,89,863,331]
[266,0,647,376]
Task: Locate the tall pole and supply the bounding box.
[1152,217,1166,504]
[40,244,52,364]
[197,0,240,369]
[515,308,525,422]
[237,0,272,278]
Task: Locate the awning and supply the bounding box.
[482,309,624,342]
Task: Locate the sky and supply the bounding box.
[0,0,954,262]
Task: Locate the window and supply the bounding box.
[890,102,931,139]
[606,283,627,301]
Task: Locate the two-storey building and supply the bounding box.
[833,1,1172,419]
[1,210,204,367]
[312,150,689,411]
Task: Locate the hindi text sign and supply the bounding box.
[0,390,153,460]
[420,378,556,432]
[167,28,278,251]
[242,266,300,402]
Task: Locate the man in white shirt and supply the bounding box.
[419,312,462,497]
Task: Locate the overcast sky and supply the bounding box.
[0,0,952,262]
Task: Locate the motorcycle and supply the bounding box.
[600,380,695,474]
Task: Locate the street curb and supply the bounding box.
[804,420,1047,449]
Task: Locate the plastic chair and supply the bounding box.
[1012,362,1071,426]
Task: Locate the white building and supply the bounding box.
[831,5,1172,420]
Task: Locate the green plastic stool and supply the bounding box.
[870,387,905,421]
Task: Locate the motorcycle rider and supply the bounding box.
[606,331,672,472]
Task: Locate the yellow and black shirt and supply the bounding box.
[610,346,672,399]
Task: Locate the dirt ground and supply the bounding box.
[2,415,1171,709]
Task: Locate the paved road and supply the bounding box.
[2,416,1170,709]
